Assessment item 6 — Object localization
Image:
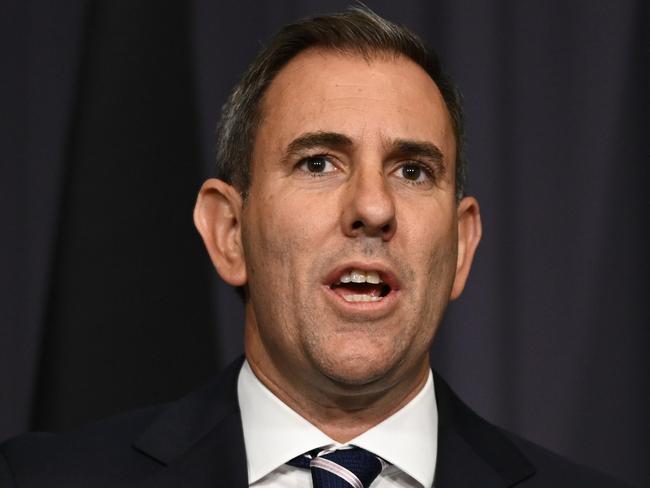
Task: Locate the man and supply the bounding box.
[0,7,631,488]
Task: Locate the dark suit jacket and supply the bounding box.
[0,357,631,487]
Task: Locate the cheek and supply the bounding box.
[242,192,321,303]
[253,189,340,262]
[401,211,458,305]
[245,193,295,260]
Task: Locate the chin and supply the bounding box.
[314,350,399,388]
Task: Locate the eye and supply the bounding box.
[395,162,434,185]
[297,155,337,176]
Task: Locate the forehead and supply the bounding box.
[254,48,455,161]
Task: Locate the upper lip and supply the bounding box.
[322,262,401,291]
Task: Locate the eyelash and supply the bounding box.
[296,154,338,177]
[398,161,435,186]
[296,155,436,185]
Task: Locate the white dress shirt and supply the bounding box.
[237,361,438,487]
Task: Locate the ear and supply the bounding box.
[450,196,482,300]
[193,178,247,286]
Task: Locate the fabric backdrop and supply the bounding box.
[1,1,647,486]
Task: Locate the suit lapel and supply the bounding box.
[132,357,248,487]
[433,372,536,487]
[127,358,535,487]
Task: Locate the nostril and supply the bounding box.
[381,223,391,233]
[352,220,363,229]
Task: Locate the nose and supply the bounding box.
[341,166,397,241]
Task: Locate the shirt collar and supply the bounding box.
[237,360,438,487]
[350,370,438,488]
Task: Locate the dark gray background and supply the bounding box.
[1,1,647,486]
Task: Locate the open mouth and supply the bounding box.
[329,269,393,303]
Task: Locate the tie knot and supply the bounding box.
[288,447,385,488]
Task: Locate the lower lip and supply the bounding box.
[322,285,400,315]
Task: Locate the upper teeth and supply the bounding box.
[338,269,383,284]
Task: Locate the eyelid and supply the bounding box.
[392,159,437,185]
[396,159,435,175]
[295,153,340,175]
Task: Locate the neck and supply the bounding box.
[245,342,430,443]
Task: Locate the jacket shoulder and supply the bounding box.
[0,405,166,487]
[432,371,634,487]
[0,358,245,487]
[506,431,634,487]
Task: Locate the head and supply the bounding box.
[214,7,467,202]
[195,7,481,421]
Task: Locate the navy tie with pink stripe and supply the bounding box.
[288,447,384,488]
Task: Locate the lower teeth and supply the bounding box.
[343,294,382,302]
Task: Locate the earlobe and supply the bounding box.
[193,178,247,286]
[450,196,482,300]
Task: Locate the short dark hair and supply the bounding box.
[215,6,466,201]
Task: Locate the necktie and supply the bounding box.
[288,447,385,488]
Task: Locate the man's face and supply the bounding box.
[238,49,478,398]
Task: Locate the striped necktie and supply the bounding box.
[288,447,386,488]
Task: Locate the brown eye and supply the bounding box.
[394,162,434,187]
[298,155,337,176]
[401,164,422,180]
[306,157,328,173]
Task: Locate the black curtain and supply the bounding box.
[1,1,647,486]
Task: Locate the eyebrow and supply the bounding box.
[285,131,353,155]
[388,139,445,165]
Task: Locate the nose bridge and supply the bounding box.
[354,163,390,210]
[342,156,396,239]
